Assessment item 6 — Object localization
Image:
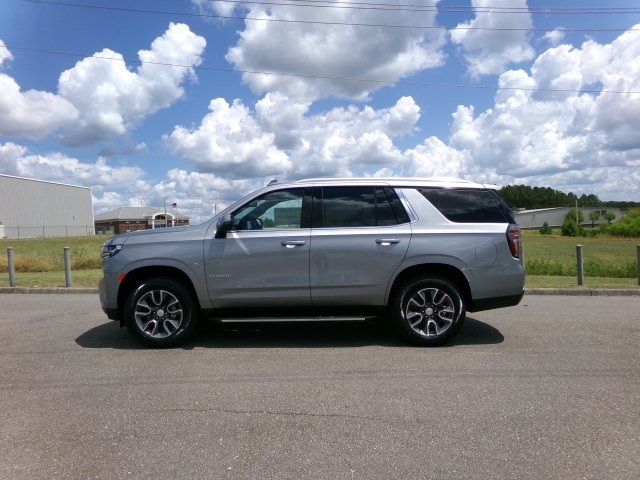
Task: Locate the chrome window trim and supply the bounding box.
[395,188,419,223]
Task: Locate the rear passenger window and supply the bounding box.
[418,188,509,223]
[320,187,409,227]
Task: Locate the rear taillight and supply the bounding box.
[507,224,521,258]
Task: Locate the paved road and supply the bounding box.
[0,295,638,480]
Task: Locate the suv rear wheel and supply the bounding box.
[124,277,200,347]
[391,275,465,346]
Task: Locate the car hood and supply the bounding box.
[122,225,190,237]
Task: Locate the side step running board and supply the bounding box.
[219,316,368,323]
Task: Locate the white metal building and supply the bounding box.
[514,206,623,229]
[0,174,94,238]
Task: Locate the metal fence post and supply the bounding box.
[64,247,72,288]
[637,245,640,287]
[576,245,584,286]
[7,248,16,287]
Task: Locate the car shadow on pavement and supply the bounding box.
[75,317,504,349]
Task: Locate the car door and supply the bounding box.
[310,186,411,306]
[204,188,312,308]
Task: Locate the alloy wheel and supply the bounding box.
[134,290,184,339]
[404,287,456,337]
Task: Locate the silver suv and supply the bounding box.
[99,178,524,347]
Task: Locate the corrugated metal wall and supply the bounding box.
[515,207,623,229]
[0,175,94,238]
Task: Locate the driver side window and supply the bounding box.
[232,189,305,231]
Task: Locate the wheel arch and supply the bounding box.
[386,263,472,308]
[117,265,200,323]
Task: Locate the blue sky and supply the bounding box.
[1,0,640,220]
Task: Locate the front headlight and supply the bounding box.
[102,243,123,259]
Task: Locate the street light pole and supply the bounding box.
[163,196,167,228]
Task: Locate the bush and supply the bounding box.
[539,222,553,235]
[561,208,585,236]
[599,209,640,237]
[525,258,637,278]
[566,207,584,224]
[561,218,582,237]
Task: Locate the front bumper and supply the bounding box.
[98,274,120,320]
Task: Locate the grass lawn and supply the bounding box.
[0,236,107,272]
[0,269,103,288]
[522,230,638,277]
[522,230,638,264]
[526,275,638,289]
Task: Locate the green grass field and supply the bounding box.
[0,236,107,273]
[522,231,639,278]
[0,232,638,289]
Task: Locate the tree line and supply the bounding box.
[498,185,640,210]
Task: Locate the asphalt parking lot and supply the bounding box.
[0,294,638,480]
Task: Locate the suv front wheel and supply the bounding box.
[124,277,200,347]
[391,275,465,346]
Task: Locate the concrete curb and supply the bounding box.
[525,288,640,296]
[0,287,98,294]
[0,287,638,296]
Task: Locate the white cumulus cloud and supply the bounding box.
[443,25,640,198]
[165,97,292,178]
[0,73,79,140]
[450,0,535,77]
[543,29,565,46]
[211,1,445,101]
[0,143,144,190]
[0,40,13,66]
[165,93,421,179]
[0,24,206,145]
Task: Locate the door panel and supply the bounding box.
[310,225,410,305]
[204,187,312,308]
[205,229,311,308]
[310,186,411,306]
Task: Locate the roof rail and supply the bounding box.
[296,177,475,184]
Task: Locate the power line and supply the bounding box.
[2,42,638,95]
[13,0,640,31]
[170,0,640,14]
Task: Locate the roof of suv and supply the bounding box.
[293,177,489,189]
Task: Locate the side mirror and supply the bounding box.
[215,213,233,239]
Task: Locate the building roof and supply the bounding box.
[515,207,568,214]
[0,173,91,190]
[94,207,189,222]
[515,206,618,215]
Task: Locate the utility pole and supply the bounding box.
[163,196,167,227]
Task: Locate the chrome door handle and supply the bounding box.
[281,240,306,248]
[375,238,400,246]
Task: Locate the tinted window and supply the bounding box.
[385,187,411,224]
[418,188,509,223]
[489,190,516,223]
[233,189,305,230]
[322,187,376,227]
[375,188,397,226]
[320,187,409,227]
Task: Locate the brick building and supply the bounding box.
[94,207,189,235]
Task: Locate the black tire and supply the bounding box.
[124,277,200,348]
[391,275,465,346]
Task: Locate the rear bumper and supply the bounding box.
[468,290,524,313]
